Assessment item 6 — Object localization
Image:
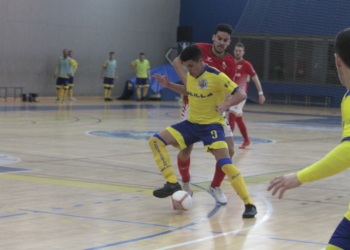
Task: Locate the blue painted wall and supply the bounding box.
[180,0,350,38]
[179,0,248,42]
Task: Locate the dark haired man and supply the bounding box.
[130,53,151,101]
[101,52,118,101]
[150,45,257,218]
[173,23,237,205]
[228,42,265,149]
[268,28,350,250]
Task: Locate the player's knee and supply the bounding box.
[228,147,234,158]
[148,134,167,149]
[178,150,190,161]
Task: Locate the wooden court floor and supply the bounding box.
[0,98,347,250]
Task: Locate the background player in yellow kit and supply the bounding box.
[101,52,118,101]
[53,49,77,102]
[67,50,78,101]
[268,28,350,250]
[150,45,257,218]
[130,53,151,101]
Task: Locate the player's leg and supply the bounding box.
[326,217,350,250]
[142,79,149,100]
[177,101,193,196]
[202,124,256,218]
[228,109,238,132]
[232,100,250,149]
[178,144,193,196]
[68,76,76,101]
[150,120,199,198]
[62,79,69,102]
[210,118,234,204]
[55,78,63,102]
[107,80,114,100]
[136,78,142,101]
[103,78,109,101]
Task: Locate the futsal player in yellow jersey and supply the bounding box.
[268,28,350,249]
[53,49,77,102]
[130,53,151,101]
[67,50,78,101]
[150,45,257,218]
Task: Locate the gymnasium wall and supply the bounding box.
[0,0,180,97]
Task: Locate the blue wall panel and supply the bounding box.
[179,0,248,42]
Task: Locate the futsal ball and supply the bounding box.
[171,190,192,212]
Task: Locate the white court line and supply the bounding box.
[155,190,273,250]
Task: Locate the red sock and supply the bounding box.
[228,113,237,132]
[236,116,249,141]
[178,156,191,182]
[211,163,226,187]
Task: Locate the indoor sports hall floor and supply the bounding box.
[0,98,346,250]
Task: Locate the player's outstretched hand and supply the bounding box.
[152,74,170,88]
[267,173,302,199]
[215,103,228,115]
[259,94,266,104]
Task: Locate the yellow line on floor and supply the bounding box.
[0,174,153,194]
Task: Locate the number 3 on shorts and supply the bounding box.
[211,130,218,139]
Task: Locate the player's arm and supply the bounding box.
[70,59,78,76]
[54,59,59,78]
[173,56,187,85]
[216,88,247,114]
[251,74,265,104]
[152,73,187,95]
[129,61,136,73]
[268,141,350,199]
[101,61,107,79]
[114,63,118,80]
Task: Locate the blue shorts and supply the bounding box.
[328,217,350,250]
[136,78,149,86]
[103,77,114,88]
[56,77,68,87]
[68,76,74,84]
[166,120,227,151]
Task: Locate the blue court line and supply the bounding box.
[17,209,179,228]
[0,104,181,112]
[233,233,326,246]
[83,183,223,250]
[0,213,28,219]
[84,204,221,250]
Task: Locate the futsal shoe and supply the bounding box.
[182,181,193,197]
[153,182,182,198]
[209,186,227,205]
[243,204,257,218]
[239,139,251,149]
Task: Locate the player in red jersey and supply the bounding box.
[172,24,257,216]
[228,43,265,149]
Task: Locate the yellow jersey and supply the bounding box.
[131,59,150,78]
[342,91,350,141]
[298,90,350,220]
[187,65,239,126]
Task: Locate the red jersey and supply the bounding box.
[234,60,256,93]
[184,43,237,104]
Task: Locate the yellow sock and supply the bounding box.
[326,244,344,250]
[104,89,108,98]
[59,88,64,99]
[142,87,148,97]
[137,88,141,99]
[69,88,73,98]
[56,89,60,99]
[221,160,254,205]
[107,89,111,98]
[63,88,68,100]
[148,135,177,183]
